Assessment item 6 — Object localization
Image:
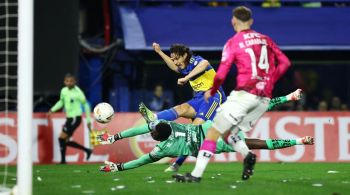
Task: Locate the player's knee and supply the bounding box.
[212,114,236,134]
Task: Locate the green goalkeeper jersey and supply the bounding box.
[149,120,235,161]
[50,86,91,122]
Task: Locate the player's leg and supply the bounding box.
[221,91,269,180]
[139,102,196,121]
[166,92,223,172]
[65,116,92,160]
[58,131,69,164]
[245,136,314,149]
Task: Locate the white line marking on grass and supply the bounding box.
[116,185,125,189]
[73,170,81,173]
[37,177,42,181]
[71,185,81,188]
[113,178,120,181]
[327,171,339,174]
[312,184,323,187]
[147,180,155,183]
[165,180,175,183]
[82,190,95,194]
[230,185,237,189]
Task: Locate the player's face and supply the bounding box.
[170,53,188,69]
[64,77,76,89]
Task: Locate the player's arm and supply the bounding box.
[178,60,210,85]
[270,39,291,82]
[153,42,179,73]
[97,124,151,144]
[49,90,64,113]
[209,41,235,96]
[267,89,302,110]
[100,147,165,172]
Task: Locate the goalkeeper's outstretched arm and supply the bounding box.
[97,124,151,144]
[100,153,161,172]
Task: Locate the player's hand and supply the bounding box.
[96,132,115,145]
[204,90,212,103]
[177,77,189,85]
[287,88,303,101]
[152,42,162,53]
[99,161,119,172]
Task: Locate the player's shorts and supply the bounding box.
[62,116,82,136]
[212,90,270,134]
[187,87,226,121]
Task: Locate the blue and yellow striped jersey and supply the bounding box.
[178,55,216,92]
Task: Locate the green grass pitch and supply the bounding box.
[3,162,350,194]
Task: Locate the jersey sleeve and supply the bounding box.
[269,38,291,83]
[119,124,151,138]
[210,40,236,96]
[268,95,288,110]
[50,89,64,112]
[149,146,167,161]
[122,153,156,170]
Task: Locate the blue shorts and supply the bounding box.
[187,87,226,121]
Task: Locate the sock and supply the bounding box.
[265,139,297,150]
[227,134,250,157]
[58,138,67,163]
[156,108,178,121]
[66,141,89,152]
[191,140,216,178]
[232,140,250,157]
[174,156,187,166]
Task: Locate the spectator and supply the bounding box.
[330,96,341,111]
[148,84,170,111]
[340,104,348,111]
[318,101,328,111]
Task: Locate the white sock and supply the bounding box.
[191,150,213,178]
[232,140,250,158]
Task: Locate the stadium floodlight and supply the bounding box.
[17,0,33,194]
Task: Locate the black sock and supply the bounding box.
[58,138,67,163]
[66,141,89,152]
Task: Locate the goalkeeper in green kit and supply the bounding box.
[98,92,313,172]
[48,73,93,164]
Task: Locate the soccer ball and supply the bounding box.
[93,102,114,124]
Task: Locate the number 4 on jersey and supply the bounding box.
[245,45,269,77]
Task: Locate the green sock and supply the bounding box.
[266,139,297,150]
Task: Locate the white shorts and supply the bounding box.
[212,90,270,134]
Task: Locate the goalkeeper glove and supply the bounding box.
[96,132,121,145]
[286,88,303,101]
[99,161,123,172]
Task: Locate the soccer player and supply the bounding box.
[48,73,93,164]
[174,6,292,182]
[142,88,302,172]
[149,43,227,171]
[98,119,313,173]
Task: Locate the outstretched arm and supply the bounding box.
[153,42,179,73]
[268,89,302,110]
[100,154,157,172]
[97,124,151,144]
[100,147,165,172]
